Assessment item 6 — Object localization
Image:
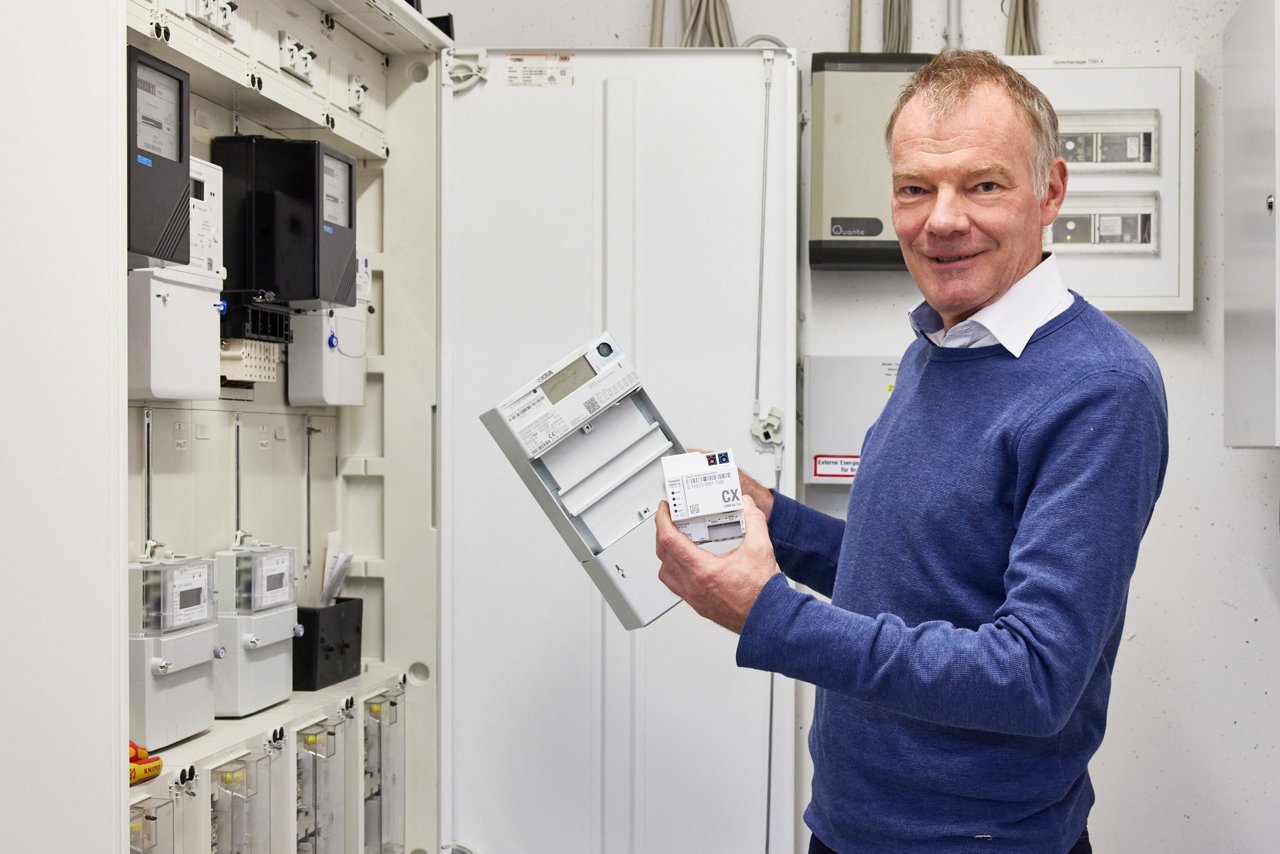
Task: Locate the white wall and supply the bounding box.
[447,0,1279,851]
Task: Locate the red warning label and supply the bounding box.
[813,455,860,478]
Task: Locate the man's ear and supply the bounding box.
[1040,158,1069,226]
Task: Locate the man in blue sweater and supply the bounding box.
[655,51,1168,853]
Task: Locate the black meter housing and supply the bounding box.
[127,46,191,268]
[213,136,358,309]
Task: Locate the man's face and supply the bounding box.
[890,83,1067,331]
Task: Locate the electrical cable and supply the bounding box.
[752,57,773,406]
[650,0,666,47]
[883,0,911,53]
[849,0,862,52]
[1004,0,1040,55]
[680,0,738,47]
[741,34,787,48]
[748,53,784,496]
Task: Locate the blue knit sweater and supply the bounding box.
[738,297,1168,853]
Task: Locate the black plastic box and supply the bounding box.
[293,597,363,691]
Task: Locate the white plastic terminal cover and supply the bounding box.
[662,450,745,544]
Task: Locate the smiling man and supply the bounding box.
[655,52,1169,853]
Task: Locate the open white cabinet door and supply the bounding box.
[439,48,798,854]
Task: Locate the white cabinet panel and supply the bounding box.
[1224,0,1280,446]
[440,48,797,854]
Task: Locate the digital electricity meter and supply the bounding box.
[219,545,297,613]
[481,332,684,629]
[128,557,221,750]
[213,545,301,718]
[130,558,216,636]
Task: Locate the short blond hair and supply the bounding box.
[884,50,1059,198]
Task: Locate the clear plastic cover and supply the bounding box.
[298,716,346,854]
[363,688,405,854]
[130,558,216,635]
[129,797,174,854]
[234,547,296,613]
[212,753,271,854]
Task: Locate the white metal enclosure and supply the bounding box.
[439,48,799,854]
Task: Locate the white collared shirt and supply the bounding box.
[907,254,1075,358]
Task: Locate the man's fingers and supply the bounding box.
[740,494,767,538]
[654,501,700,563]
[739,495,778,563]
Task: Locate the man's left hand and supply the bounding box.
[655,494,780,634]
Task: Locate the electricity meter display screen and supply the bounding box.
[135,64,181,162]
[179,587,203,609]
[165,563,212,629]
[237,548,295,611]
[542,356,596,405]
[323,154,351,228]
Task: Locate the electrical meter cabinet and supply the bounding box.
[213,544,301,717]
[480,333,684,630]
[128,557,221,750]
